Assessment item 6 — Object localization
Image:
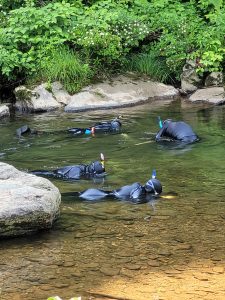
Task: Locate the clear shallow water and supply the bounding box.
[0,99,225,300]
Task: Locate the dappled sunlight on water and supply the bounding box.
[0,99,225,299]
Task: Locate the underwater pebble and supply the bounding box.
[173,243,193,251]
[124,263,142,270]
[147,260,160,267]
[120,268,135,278]
[100,266,120,276]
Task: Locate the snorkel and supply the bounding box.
[158,116,163,129]
[84,129,91,134]
[152,169,156,179]
[85,127,95,135]
[150,169,158,195]
[100,153,105,169]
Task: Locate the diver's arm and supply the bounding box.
[67,128,86,135]
[155,126,166,141]
[79,189,111,200]
[54,166,82,179]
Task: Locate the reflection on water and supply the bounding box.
[156,139,196,156]
[0,99,225,300]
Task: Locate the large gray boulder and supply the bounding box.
[0,104,10,118]
[51,81,71,105]
[181,60,203,93]
[205,72,223,87]
[188,87,225,105]
[0,162,61,237]
[14,84,62,112]
[65,75,179,112]
[14,75,179,114]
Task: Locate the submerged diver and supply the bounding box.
[156,117,199,144]
[16,125,39,137]
[64,170,162,204]
[16,118,122,138]
[30,153,106,180]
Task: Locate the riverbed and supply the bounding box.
[0,98,225,300]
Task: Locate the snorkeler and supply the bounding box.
[30,153,106,180]
[68,118,122,135]
[16,118,122,137]
[67,170,162,204]
[156,117,199,144]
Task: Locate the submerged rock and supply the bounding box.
[0,162,61,237]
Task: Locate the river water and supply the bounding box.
[0,98,225,300]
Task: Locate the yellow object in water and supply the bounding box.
[160,192,177,200]
[161,195,175,199]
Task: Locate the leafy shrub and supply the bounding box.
[1,0,225,91]
[70,0,151,62]
[147,0,225,75]
[193,5,225,73]
[0,2,81,77]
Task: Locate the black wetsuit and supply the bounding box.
[16,119,121,137]
[67,119,121,135]
[64,177,162,204]
[16,125,38,137]
[30,160,106,180]
[155,120,199,144]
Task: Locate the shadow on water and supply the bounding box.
[0,99,225,299]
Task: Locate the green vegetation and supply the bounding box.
[127,52,173,83]
[0,0,225,94]
[39,46,92,94]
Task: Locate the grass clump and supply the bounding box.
[126,51,173,83]
[39,46,92,94]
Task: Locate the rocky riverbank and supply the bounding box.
[13,75,179,113]
[0,69,224,119]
